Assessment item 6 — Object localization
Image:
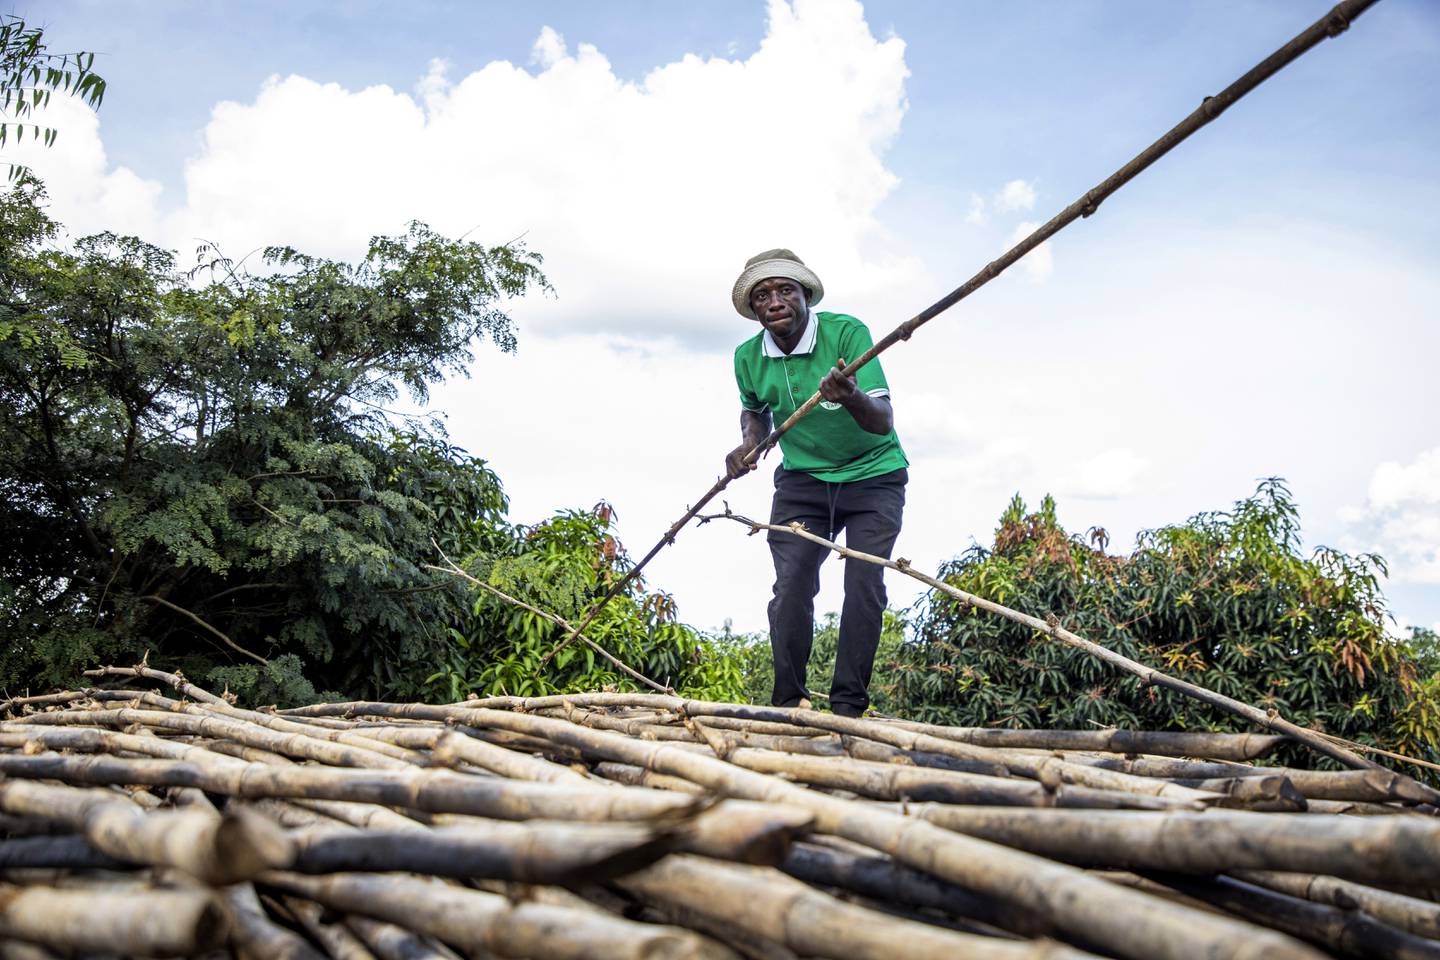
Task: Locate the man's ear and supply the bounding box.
[803,287,813,305]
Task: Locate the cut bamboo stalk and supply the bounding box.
[1087,870,1236,916]
[14,707,414,770]
[282,896,379,960]
[0,751,700,822]
[586,887,799,960]
[344,914,459,960]
[0,883,228,956]
[265,871,739,960]
[721,746,1198,810]
[0,815,64,837]
[839,735,1013,777]
[1178,768,1439,805]
[387,727,589,783]
[0,777,293,884]
[1304,799,1416,817]
[904,806,1440,886]
[0,835,128,871]
[126,690,427,766]
[549,706,703,741]
[1176,775,1308,812]
[882,722,1287,761]
[83,662,230,705]
[617,853,1102,960]
[287,821,677,884]
[1146,872,1440,960]
[226,882,326,960]
[0,940,59,960]
[0,689,145,714]
[593,762,708,795]
[1233,871,1440,940]
[452,706,1329,960]
[781,841,1054,939]
[693,716,832,738]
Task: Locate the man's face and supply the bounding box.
[748,276,811,344]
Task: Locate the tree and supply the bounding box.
[0,178,549,702]
[884,481,1440,773]
[0,16,107,180]
[429,500,746,703]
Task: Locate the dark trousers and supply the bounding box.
[767,466,907,715]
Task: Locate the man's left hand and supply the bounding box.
[820,356,858,403]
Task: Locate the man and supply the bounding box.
[725,248,908,718]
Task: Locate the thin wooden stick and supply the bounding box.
[142,593,269,665]
[424,558,672,694]
[549,0,1381,660]
[703,509,1390,777]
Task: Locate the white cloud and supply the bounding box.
[531,26,568,68]
[1061,448,1149,500]
[994,178,1036,212]
[4,93,163,242]
[1341,448,1440,584]
[31,0,920,351]
[964,191,987,225]
[1008,220,1052,282]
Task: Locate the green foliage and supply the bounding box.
[0,17,107,180]
[886,480,1440,773]
[429,502,747,704]
[0,179,549,702]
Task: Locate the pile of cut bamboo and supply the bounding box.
[1,664,1437,960]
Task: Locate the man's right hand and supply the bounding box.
[725,443,757,480]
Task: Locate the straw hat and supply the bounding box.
[731,248,825,319]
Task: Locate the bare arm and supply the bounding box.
[724,408,772,479]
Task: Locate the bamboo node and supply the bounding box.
[1327,12,1352,37]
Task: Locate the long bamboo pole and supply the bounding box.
[0,751,700,822]
[707,510,1391,776]
[903,805,1440,886]
[615,853,1103,960]
[550,0,1381,660]
[1232,871,1440,940]
[0,777,293,884]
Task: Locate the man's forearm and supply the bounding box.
[840,392,893,434]
[740,409,772,451]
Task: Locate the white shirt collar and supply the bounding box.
[760,308,818,358]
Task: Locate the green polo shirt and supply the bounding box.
[734,311,908,483]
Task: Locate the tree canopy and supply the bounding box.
[881,481,1440,772]
[0,178,549,700]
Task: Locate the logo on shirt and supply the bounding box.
[819,400,842,411]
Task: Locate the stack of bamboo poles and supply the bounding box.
[1,664,1437,959]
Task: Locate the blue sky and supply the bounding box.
[20,0,1440,634]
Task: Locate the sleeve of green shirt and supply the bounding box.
[734,349,768,412]
[845,320,890,398]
